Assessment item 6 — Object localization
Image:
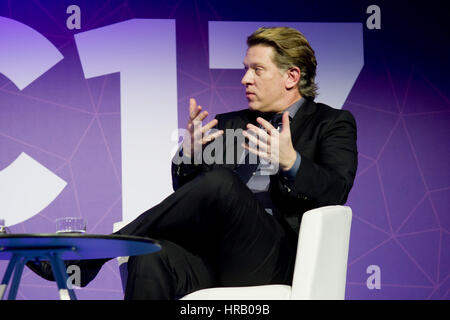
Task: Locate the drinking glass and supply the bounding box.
[55,217,86,234]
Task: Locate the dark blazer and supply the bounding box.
[172,98,358,234]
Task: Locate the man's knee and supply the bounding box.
[127,250,166,277]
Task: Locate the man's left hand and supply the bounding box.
[243,111,297,171]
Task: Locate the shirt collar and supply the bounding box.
[252,97,305,123]
[284,97,305,119]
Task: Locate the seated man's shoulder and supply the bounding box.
[314,101,356,122]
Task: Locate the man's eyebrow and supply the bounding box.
[243,62,263,68]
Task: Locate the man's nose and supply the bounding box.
[241,69,253,86]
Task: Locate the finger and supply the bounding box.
[189,98,199,118]
[189,101,202,120]
[192,120,203,140]
[242,142,270,160]
[189,98,196,116]
[201,119,219,134]
[242,130,270,152]
[246,123,271,141]
[244,127,271,145]
[281,111,291,134]
[203,130,224,144]
[193,109,208,122]
[256,117,276,132]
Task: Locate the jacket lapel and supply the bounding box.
[290,98,317,145]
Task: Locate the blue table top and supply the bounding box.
[0,234,161,260]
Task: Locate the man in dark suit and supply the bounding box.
[28,27,357,300]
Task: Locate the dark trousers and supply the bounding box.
[116,167,298,300]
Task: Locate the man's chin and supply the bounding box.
[248,103,271,113]
[247,102,262,111]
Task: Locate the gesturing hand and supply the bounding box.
[242,111,297,171]
[182,98,224,158]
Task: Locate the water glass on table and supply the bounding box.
[0,219,10,234]
[55,217,86,234]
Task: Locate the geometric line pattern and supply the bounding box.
[0,0,448,300]
[344,57,450,299]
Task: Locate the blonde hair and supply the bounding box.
[247,27,318,100]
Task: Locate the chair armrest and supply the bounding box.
[290,205,352,300]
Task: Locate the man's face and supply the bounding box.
[241,45,287,113]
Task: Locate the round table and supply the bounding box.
[0,234,161,300]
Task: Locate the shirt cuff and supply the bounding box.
[280,151,301,180]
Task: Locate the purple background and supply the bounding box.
[0,0,448,300]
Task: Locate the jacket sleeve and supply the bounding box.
[171,148,203,191]
[274,110,358,207]
[171,114,224,191]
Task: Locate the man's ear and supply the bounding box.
[285,67,301,90]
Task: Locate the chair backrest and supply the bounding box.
[290,205,352,300]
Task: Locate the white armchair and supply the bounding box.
[113,205,352,300]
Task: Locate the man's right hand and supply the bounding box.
[182,98,224,159]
